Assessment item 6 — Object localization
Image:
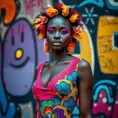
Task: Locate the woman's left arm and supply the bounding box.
[78,59,93,118]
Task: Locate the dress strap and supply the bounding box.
[34,62,45,87]
[36,62,45,73]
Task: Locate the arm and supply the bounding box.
[78,59,93,118]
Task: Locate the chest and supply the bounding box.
[41,63,69,87]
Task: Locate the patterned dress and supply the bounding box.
[32,58,80,118]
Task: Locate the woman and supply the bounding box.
[32,3,93,118]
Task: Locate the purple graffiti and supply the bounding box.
[3,19,36,97]
[34,29,49,64]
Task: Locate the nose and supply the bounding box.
[54,31,60,40]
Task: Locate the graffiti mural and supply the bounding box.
[57,0,118,117]
[0,0,118,118]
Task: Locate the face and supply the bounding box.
[46,16,72,51]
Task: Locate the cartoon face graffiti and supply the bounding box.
[3,19,36,98]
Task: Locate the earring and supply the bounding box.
[44,42,50,54]
[67,41,75,55]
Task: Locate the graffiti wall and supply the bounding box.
[0,0,118,118]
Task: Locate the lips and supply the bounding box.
[52,42,62,46]
[53,42,61,46]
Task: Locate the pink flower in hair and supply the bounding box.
[73,25,83,33]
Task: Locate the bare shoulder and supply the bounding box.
[78,59,93,81]
[78,59,91,71]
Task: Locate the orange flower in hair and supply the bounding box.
[45,6,58,17]
[33,15,48,40]
[40,16,48,24]
[34,16,48,24]
[38,27,45,39]
[34,23,42,28]
[61,5,69,16]
[69,10,79,23]
[34,16,48,28]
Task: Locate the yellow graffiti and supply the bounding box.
[0,0,16,24]
[15,49,23,59]
[74,26,94,71]
[97,16,118,74]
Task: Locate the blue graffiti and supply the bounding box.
[106,0,118,10]
[0,80,16,117]
[77,0,118,10]
[93,85,114,104]
[77,0,104,8]
[93,80,116,104]
[0,38,16,118]
[94,80,116,89]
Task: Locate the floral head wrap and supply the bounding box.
[33,3,83,40]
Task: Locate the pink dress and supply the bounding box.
[32,58,80,118]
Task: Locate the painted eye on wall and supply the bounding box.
[15,48,23,60]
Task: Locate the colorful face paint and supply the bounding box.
[46,16,71,50]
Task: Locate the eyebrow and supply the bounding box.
[47,27,69,30]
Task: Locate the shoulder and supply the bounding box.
[78,59,92,78]
[78,59,91,70]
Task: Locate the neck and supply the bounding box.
[49,49,68,62]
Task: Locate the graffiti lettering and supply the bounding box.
[97,16,118,74]
[24,0,41,18]
[101,19,118,27]
[98,37,112,53]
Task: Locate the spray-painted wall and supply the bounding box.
[0,0,118,118]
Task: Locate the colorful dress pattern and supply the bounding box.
[32,58,80,118]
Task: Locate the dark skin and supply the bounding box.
[39,16,93,118]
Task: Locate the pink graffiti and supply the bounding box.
[24,0,41,18]
[112,92,118,118]
[92,90,112,117]
[11,28,14,36]
[11,24,26,36]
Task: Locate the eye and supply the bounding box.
[60,30,68,34]
[48,29,54,34]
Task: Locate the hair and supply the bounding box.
[33,3,83,44]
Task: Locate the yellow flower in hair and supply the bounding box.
[69,13,79,23]
[38,28,45,40]
[34,19,40,24]
[34,16,48,30]
[62,5,69,16]
[34,23,41,28]
[45,6,58,17]
[34,16,48,24]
